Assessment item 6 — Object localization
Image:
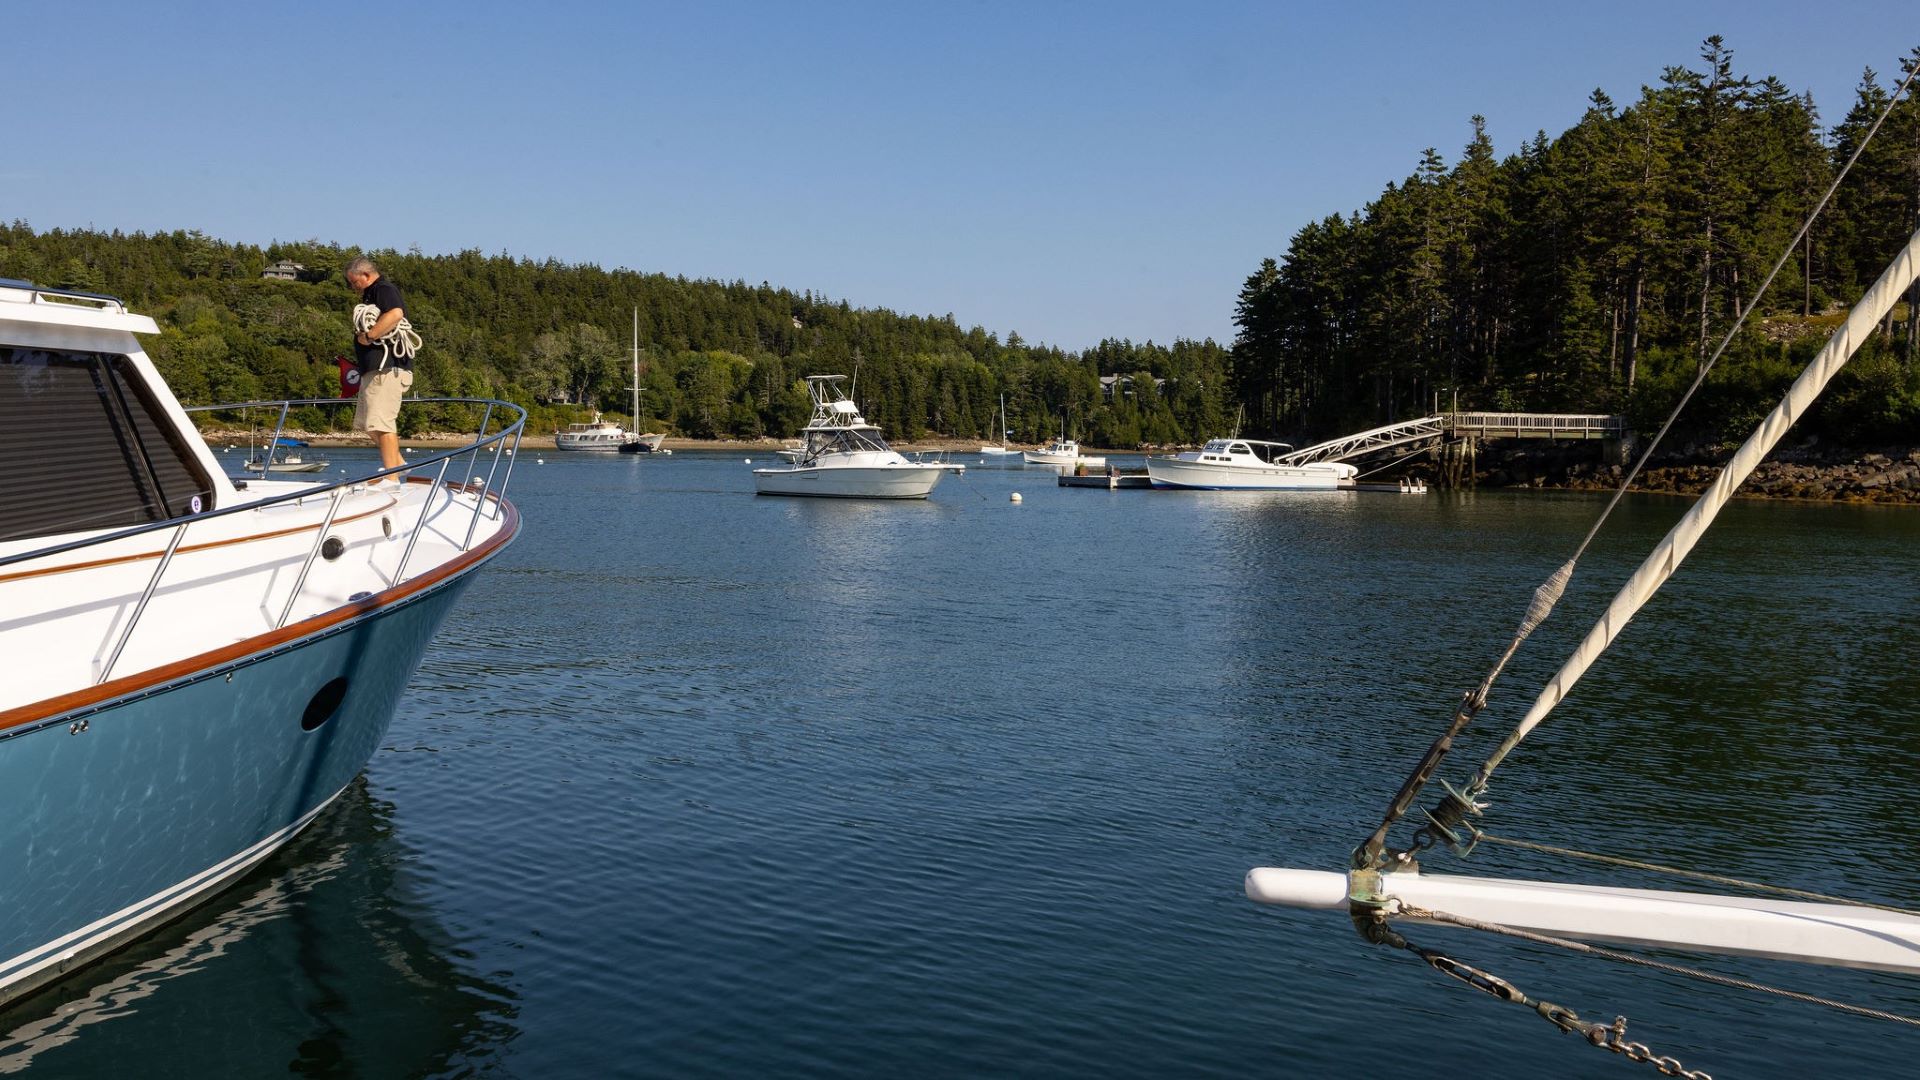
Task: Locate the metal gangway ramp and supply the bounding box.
[1278,413,1624,465]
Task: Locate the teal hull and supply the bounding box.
[0,572,479,1007]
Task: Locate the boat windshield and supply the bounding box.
[1,346,214,543]
[804,426,892,458]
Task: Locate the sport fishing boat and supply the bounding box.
[0,278,525,1009]
[1146,438,1357,490]
[753,375,960,499]
[1245,125,1920,1072]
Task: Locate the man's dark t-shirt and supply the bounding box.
[354,277,408,373]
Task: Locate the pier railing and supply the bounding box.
[1443,412,1624,439]
[1278,412,1626,465]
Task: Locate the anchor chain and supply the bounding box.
[1362,910,1711,1080]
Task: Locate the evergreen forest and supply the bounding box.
[4,38,1917,450]
[1233,39,1920,448]
[0,227,1229,447]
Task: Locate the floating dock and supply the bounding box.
[1058,468,1153,489]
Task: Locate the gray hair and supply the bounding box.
[345,256,378,276]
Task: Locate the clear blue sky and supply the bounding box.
[9,2,1913,350]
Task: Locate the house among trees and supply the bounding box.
[1100,374,1164,401]
[261,259,304,281]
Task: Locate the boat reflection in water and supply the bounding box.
[0,779,519,1076]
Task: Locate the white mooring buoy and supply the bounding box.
[1010,492,1023,503]
[744,458,752,464]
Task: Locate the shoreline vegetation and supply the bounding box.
[208,427,1920,505]
[10,38,1918,486]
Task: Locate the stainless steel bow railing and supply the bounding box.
[1,397,526,686]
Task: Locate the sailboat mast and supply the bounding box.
[630,306,641,427]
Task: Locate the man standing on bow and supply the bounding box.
[345,256,412,478]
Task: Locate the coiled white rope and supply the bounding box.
[351,302,422,371]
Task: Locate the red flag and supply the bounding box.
[336,355,361,398]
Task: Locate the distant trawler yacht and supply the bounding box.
[1146,438,1357,490]
[753,375,961,499]
[554,413,663,452]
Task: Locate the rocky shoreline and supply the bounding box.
[1481,442,1920,505]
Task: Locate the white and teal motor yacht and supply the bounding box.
[0,279,525,1008]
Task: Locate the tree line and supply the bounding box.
[9,38,1915,453]
[1232,38,1920,448]
[0,225,1230,447]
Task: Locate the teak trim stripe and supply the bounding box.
[0,491,518,735]
[0,493,403,586]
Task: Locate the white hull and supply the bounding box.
[1246,867,1920,974]
[753,463,946,499]
[1022,451,1105,467]
[242,459,329,473]
[553,435,625,451]
[1148,456,1353,490]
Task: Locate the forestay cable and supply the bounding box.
[1357,59,1920,862]
[1470,222,1920,790]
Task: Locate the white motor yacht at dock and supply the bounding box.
[754,375,961,499]
[1147,438,1357,490]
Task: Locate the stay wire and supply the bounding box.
[1359,55,1920,863]
[1477,833,1920,917]
[1396,902,1920,1028]
[1562,53,1920,568]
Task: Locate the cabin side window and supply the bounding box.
[0,347,215,543]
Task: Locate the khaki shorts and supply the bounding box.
[353,367,414,433]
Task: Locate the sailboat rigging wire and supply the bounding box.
[1475,834,1920,917]
[1559,56,1920,570]
[1358,59,1920,865]
[1472,221,1920,790]
[1394,903,1920,1028]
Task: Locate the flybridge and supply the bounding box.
[0,278,159,334]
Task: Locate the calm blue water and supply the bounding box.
[4,446,1919,1077]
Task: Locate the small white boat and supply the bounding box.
[242,436,329,474]
[1146,438,1356,490]
[1022,437,1089,466]
[1022,411,1103,468]
[242,452,329,474]
[753,375,959,499]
